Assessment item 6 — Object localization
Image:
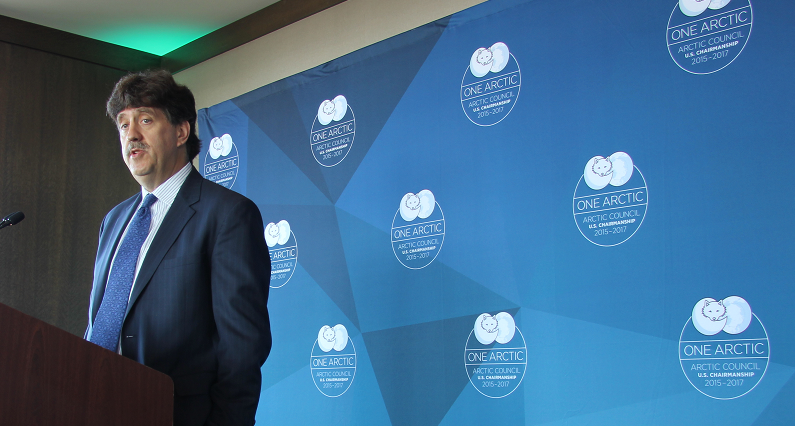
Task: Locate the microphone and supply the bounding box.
[0,211,25,230]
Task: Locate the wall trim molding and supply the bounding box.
[0,0,345,73]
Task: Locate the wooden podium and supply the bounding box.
[0,303,173,425]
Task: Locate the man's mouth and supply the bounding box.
[127,143,148,158]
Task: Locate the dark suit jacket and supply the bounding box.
[85,167,272,426]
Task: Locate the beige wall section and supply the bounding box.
[175,0,485,110]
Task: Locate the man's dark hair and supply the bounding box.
[107,69,201,160]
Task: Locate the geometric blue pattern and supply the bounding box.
[195,1,795,424]
[89,194,157,351]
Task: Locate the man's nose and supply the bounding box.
[126,121,142,141]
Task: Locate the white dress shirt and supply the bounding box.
[107,162,193,299]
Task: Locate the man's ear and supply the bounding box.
[175,121,190,147]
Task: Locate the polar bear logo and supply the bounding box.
[583,152,634,190]
[322,325,336,342]
[691,296,752,336]
[317,324,349,353]
[592,157,613,178]
[399,190,436,222]
[480,314,498,333]
[476,48,493,67]
[473,312,516,345]
[264,220,291,248]
[470,42,511,78]
[702,299,727,322]
[406,193,420,209]
[208,134,234,160]
[317,95,348,126]
[322,100,335,115]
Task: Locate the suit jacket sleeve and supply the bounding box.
[207,196,272,426]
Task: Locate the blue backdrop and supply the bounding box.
[197,0,793,424]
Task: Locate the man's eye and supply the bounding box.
[142,118,152,124]
[119,123,128,129]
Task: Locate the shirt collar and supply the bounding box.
[140,162,193,208]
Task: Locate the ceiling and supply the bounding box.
[0,0,280,55]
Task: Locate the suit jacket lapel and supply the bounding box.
[90,194,140,323]
[125,168,202,319]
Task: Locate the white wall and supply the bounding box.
[175,0,484,110]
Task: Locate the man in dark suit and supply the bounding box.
[84,70,271,426]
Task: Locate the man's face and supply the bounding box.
[116,107,189,192]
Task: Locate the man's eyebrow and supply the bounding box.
[116,107,156,122]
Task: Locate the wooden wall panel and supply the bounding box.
[0,40,139,336]
[0,14,161,72]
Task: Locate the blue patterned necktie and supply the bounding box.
[90,194,157,351]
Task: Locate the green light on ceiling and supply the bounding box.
[90,25,216,56]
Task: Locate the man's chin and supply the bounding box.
[127,165,153,178]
